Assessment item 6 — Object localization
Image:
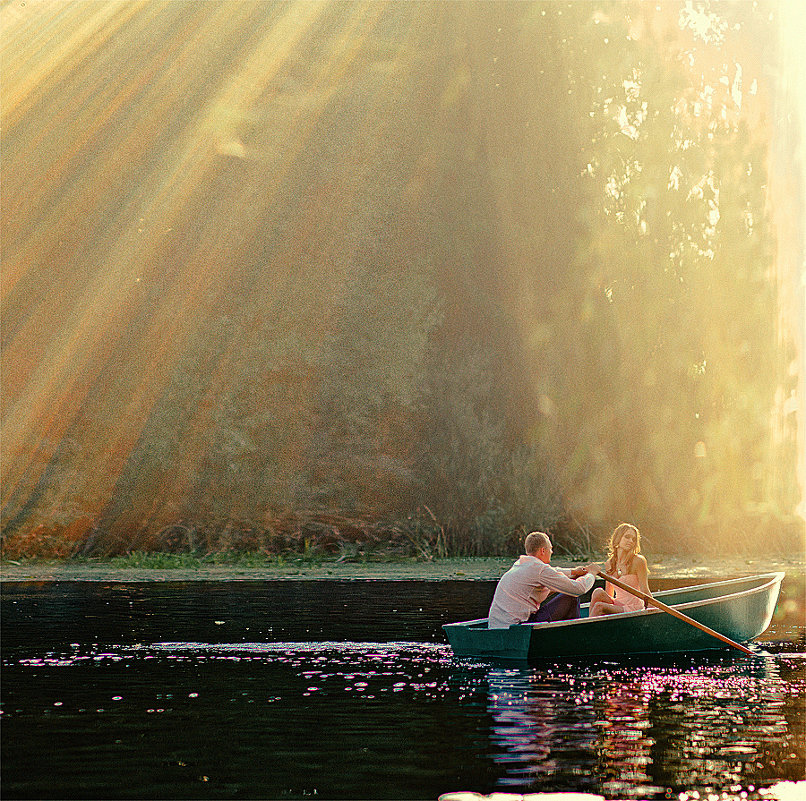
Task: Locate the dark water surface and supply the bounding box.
[2,579,804,800]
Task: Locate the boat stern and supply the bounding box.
[443,619,533,661]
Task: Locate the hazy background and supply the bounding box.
[2,0,803,558]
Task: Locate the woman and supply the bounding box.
[588,523,651,617]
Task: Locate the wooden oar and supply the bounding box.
[599,571,755,656]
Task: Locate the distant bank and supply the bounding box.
[1,554,803,583]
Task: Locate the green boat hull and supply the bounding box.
[443,572,784,660]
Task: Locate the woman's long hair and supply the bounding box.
[604,523,642,574]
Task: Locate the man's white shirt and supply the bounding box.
[487,555,595,629]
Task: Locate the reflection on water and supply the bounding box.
[596,679,655,795]
[486,668,598,788]
[1,581,804,800]
[480,655,805,799]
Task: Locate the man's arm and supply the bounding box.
[559,565,602,579]
[538,563,595,596]
[561,566,586,579]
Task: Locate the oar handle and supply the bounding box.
[599,571,755,657]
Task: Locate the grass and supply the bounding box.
[2,551,292,570]
[1,546,418,571]
[108,552,274,569]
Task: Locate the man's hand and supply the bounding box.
[568,566,587,578]
[584,562,601,576]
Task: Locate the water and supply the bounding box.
[1,580,804,800]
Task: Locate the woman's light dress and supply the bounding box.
[608,572,645,613]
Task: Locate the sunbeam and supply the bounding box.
[1,1,802,556]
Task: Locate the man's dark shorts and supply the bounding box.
[526,593,581,623]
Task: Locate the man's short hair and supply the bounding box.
[524,531,551,555]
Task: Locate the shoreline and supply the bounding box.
[1,554,803,583]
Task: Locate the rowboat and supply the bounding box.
[443,572,784,660]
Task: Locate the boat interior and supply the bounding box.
[453,572,783,629]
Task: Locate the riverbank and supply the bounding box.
[1,553,803,582]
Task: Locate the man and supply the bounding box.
[487,531,596,629]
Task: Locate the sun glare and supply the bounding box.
[775,0,806,518]
[1,0,803,553]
